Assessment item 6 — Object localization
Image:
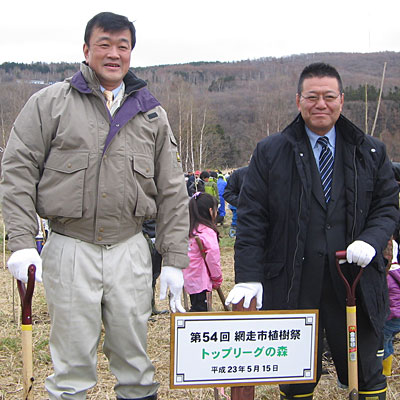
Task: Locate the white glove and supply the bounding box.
[159,266,185,313]
[346,240,376,268]
[225,282,263,309]
[7,248,43,283]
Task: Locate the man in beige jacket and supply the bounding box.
[1,12,189,400]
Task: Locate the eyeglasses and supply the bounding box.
[300,93,342,103]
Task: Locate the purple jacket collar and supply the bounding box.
[70,67,161,154]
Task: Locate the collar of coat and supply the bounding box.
[69,62,160,120]
[282,113,365,148]
[69,63,161,156]
[69,63,161,117]
[70,62,147,94]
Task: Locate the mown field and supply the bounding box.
[0,217,399,399]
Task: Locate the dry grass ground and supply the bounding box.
[1,215,399,399]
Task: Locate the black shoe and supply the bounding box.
[117,394,157,400]
[152,308,168,315]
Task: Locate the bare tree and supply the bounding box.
[371,62,387,138]
[189,104,194,172]
[198,108,207,170]
[364,83,368,134]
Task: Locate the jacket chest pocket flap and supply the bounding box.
[132,153,157,217]
[37,152,89,218]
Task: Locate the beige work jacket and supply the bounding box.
[1,63,189,268]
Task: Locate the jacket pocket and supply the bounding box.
[132,153,157,217]
[264,262,285,279]
[360,177,374,213]
[263,261,287,309]
[37,151,89,218]
[373,254,387,273]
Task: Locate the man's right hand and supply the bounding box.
[7,248,42,283]
[225,282,263,309]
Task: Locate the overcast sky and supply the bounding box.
[2,0,400,67]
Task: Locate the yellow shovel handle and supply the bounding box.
[346,306,358,399]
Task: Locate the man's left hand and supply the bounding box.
[159,266,185,313]
[346,240,376,267]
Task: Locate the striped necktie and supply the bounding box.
[103,90,113,110]
[317,136,334,203]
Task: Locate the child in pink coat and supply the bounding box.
[184,192,223,311]
[383,238,400,376]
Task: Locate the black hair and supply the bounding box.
[85,12,136,50]
[297,62,343,94]
[189,192,219,240]
[200,171,210,180]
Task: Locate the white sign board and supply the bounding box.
[171,310,318,388]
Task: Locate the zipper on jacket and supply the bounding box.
[287,185,304,304]
[351,147,358,241]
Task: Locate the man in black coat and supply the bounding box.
[223,166,248,207]
[223,166,248,237]
[226,63,399,400]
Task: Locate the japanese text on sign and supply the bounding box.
[171,310,318,388]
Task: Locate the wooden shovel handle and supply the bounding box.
[17,264,36,399]
[216,287,231,311]
[335,251,360,398]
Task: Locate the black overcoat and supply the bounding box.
[234,114,399,334]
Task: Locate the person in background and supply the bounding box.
[183,192,223,312]
[201,170,219,203]
[2,12,189,400]
[226,63,399,400]
[35,215,48,254]
[186,171,195,196]
[188,170,205,196]
[392,162,400,183]
[142,219,168,316]
[209,170,218,184]
[223,166,248,237]
[382,229,400,376]
[216,173,227,225]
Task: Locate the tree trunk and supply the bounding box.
[199,108,207,171]
[371,62,387,138]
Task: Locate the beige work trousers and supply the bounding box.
[41,231,159,399]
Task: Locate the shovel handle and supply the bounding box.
[336,251,361,399]
[335,251,363,307]
[17,265,36,325]
[17,264,36,400]
[216,287,231,312]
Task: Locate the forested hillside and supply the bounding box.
[1,52,399,170]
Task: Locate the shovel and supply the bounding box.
[335,250,363,400]
[17,264,36,400]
